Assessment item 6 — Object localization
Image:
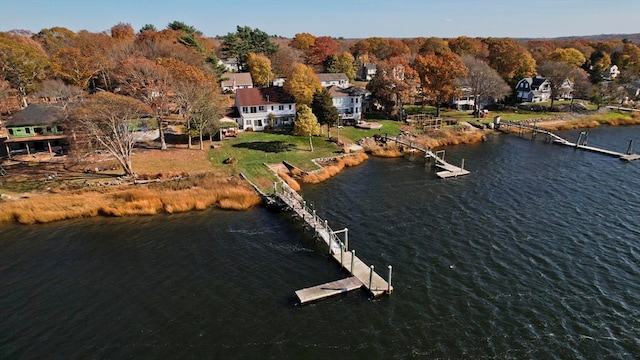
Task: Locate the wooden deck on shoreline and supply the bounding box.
[272,181,393,304]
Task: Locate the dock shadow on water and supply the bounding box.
[2,125,640,358]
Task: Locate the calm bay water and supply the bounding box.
[1,125,639,359]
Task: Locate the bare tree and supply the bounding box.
[460,55,511,117]
[72,92,152,176]
[537,61,579,108]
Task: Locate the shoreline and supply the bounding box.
[2,111,639,225]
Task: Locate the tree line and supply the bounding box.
[1,22,639,174]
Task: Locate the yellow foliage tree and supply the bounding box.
[246,52,274,87]
[283,63,321,105]
[293,104,320,151]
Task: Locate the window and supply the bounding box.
[250,106,257,113]
[8,129,13,135]
[242,106,248,113]
[25,128,31,134]
[271,106,274,111]
[254,119,263,127]
[258,106,265,112]
[278,105,284,111]
[356,98,359,103]
[289,105,292,110]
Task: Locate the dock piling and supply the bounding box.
[369,265,374,289]
[388,265,393,293]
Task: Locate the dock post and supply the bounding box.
[340,242,344,267]
[325,220,328,231]
[313,210,317,231]
[344,228,349,251]
[387,265,393,293]
[627,139,634,155]
[369,265,374,290]
[461,158,465,170]
[351,250,355,273]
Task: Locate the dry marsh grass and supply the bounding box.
[301,153,368,184]
[0,173,261,225]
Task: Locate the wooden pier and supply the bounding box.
[272,181,393,304]
[384,135,470,178]
[501,122,640,161]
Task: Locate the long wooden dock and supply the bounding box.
[384,135,470,178]
[501,122,640,161]
[272,181,393,304]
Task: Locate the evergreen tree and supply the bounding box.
[311,88,339,137]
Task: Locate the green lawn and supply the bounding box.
[207,120,403,189]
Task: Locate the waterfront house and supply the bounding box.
[221,72,253,93]
[327,85,369,124]
[516,76,573,103]
[515,76,551,102]
[234,87,296,131]
[317,73,350,88]
[4,103,70,157]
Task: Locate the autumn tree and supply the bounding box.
[324,51,356,81]
[418,37,450,55]
[414,52,468,116]
[367,56,419,113]
[459,55,511,116]
[32,27,77,54]
[246,52,274,87]
[548,48,586,67]
[310,88,340,137]
[485,38,536,84]
[283,63,322,105]
[294,104,321,151]
[537,61,581,108]
[72,92,152,176]
[110,23,135,41]
[0,32,50,107]
[158,57,218,149]
[309,36,338,67]
[221,26,278,71]
[115,57,172,150]
[289,32,316,65]
[449,36,488,57]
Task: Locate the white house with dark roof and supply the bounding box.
[515,76,552,102]
[317,73,350,88]
[221,72,253,93]
[234,87,296,131]
[326,85,369,123]
[516,76,573,103]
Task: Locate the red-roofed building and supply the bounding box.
[234,87,296,131]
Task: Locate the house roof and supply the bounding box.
[6,103,66,127]
[327,85,369,98]
[221,72,253,88]
[235,87,294,107]
[317,73,349,82]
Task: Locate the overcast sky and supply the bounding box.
[1,0,639,38]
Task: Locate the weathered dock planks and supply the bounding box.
[273,180,393,304]
[384,135,471,178]
[295,276,362,304]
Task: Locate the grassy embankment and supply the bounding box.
[3,108,638,225]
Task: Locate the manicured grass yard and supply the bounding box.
[207,120,403,188]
